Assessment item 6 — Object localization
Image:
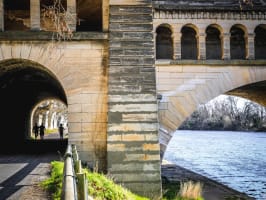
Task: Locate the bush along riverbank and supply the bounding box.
[41,161,205,200]
[179,95,266,132]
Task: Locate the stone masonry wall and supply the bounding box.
[0,40,108,171]
[107,0,162,198]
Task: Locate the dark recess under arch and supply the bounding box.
[206,26,222,59]
[0,59,67,153]
[230,26,246,59]
[181,26,197,59]
[255,25,266,59]
[156,25,173,59]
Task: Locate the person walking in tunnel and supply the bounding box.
[39,123,45,140]
[58,123,64,139]
[33,122,39,140]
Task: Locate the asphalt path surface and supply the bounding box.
[0,153,61,200]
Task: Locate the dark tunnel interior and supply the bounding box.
[0,59,67,154]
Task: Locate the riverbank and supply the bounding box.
[161,160,255,200]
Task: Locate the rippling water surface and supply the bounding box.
[164,130,266,199]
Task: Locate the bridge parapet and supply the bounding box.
[153,7,266,60]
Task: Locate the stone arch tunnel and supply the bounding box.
[0,59,67,153]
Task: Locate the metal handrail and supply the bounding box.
[61,144,78,200]
[61,144,88,200]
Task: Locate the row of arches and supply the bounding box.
[156,24,266,60]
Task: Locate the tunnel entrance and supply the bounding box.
[0,59,67,154]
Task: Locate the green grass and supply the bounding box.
[41,161,148,200]
[162,181,180,200]
[41,161,204,200]
[41,161,63,200]
[84,170,148,200]
[45,128,58,134]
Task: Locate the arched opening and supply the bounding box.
[156,25,173,59]
[255,25,266,59]
[181,26,198,59]
[206,26,222,59]
[230,25,246,59]
[4,0,30,31]
[31,99,68,140]
[0,59,67,153]
[164,92,266,199]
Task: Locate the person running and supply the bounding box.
[39,123,45,140]
[58,123,64,139]
[33,122,39,140]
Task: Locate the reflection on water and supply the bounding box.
[164,130,266,199]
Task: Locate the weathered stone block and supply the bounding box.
[110,14,153,23]
[109,103,157,112]
[108,112,122,123]
[109,6,152,14]
[108,94,156,102]
[109,40,154,48]
[110,23,153,32]
[122,113,158,122]
[108,123,158,132]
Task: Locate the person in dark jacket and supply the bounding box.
[39,123,45,140]
[33,122,39,140]
[58,123,64,139]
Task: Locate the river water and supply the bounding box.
[164,130,266,199]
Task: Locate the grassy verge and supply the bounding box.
[41,161,148,200]
[41,161,63,200]
[41,161,204,200]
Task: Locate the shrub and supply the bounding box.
[177,181,204,200]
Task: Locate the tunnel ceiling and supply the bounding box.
[0,60,67,104]
[226,81,266,107]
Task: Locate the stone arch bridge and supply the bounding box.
[0,0,266,198]
[156,60,266,157]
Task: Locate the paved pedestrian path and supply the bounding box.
[0,153,60,200]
